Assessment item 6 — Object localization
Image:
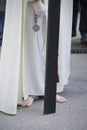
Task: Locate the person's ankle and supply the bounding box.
[81,33,87,44]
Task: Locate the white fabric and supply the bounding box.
[0,0,22,114]
[23,2,46,99]
[0,0,73,114]
[57,0,73,92]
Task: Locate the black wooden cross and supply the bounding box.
[44,0,61,114]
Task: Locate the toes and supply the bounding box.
[21,101,27,107]
[21,97,34,107]
[26,97,34,107]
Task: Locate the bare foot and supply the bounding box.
[22,96,34,107]
[56,94,67,103]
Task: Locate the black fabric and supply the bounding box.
[72,0,79,36]
[79,0,87,35]
[0,0,6,11]
[72,0,87,36]
[0,0,6,46]
[0,11,5,46]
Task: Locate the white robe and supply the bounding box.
[0,0,73,114]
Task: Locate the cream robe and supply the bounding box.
[0,0,73,114]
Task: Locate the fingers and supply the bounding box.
[33,0,47,16]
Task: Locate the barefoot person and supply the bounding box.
[0,0,73,114]
[21,0,67,107]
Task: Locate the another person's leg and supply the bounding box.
[79,0,87,44]
[0,0,6,46]
[56,69,67,103]
[0,11,5,46]
[72,0,79,37]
